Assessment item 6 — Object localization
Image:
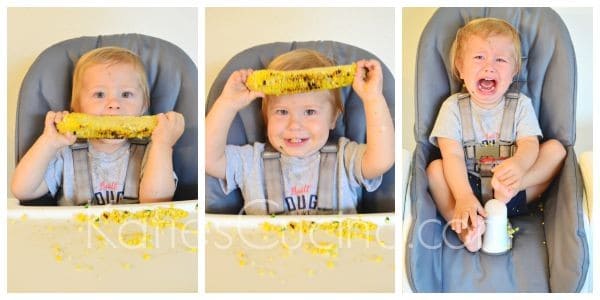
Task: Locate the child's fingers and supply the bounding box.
[44,111,56,127]
[469,210,478,229]
[477,204,488,218]
[461,211,470,230]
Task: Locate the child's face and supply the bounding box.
[76,62,146,116]
[457,34,518,108]
[266,91,337,158]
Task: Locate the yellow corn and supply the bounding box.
[57,113,157,139]
[246,63,357,96]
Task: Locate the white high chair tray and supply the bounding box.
[206,213,394,292]
[7,199,198,292]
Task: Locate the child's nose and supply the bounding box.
[483,61,496,73]
[106,95,121,110]
[287,114,302,129]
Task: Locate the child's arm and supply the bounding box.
[138,112,184,203]
[492,136,539,192]
[438,137,487,233]
[205,69,265,179]
[352,59,395,179]
[11,111,76,200]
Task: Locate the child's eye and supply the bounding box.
[474,55,484,60]
[305,109,317,116]
[93,91,105,98]
[121,91,134,98]
[496,58,508,63]
[275,109,288,116]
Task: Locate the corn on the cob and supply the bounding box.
[246,63,357,96]
[57,113,157,139]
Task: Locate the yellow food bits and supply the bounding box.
[326,260,335,269]
[52,245,64,262]
[246,64,357,96]
[119,232,152,248]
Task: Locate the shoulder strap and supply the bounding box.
[316,142,338,213]
[70,142,93,206]
[263,145,285,214]
[498,90,519,158]
[262,142,339,215]
[457,94,476,171]
[122,140,148,204]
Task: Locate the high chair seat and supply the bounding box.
[406,8,588,292]
[15,33,198,203]
[205,41,395,214]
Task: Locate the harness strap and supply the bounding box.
[263,149,285,214]
[263,142,338,214]
[457,93,476,172]
[71,140,147,206]
[71,142,93,206]
[122,140,149,204]
[499,91,519,158]
[458,89,519,203]
[316,143,338,213]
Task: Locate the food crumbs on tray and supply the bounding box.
[326,260,335,268]
[20,214,28,221]
[142,253,151,261]
[371,255,383,263]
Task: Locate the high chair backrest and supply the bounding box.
[205,41,395,213]
[415,7,576,147]
[15,33,198,202]
[410,8,587,292]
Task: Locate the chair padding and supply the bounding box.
[407,8,588,292]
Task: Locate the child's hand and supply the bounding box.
[218,69,265,111]
[352,59,384,103]
[492,157,524,195]
[40,111,77,150]
[451,194,487,234]
[151,112,185,147]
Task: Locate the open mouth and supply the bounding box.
[477,78,497,94]
[284,138,309,146]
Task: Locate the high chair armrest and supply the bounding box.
[579,151,592,219]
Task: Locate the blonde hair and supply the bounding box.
[261,49,344,123]
[450,18,522,80]
[71,46,150,112]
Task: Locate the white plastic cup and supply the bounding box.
[482,199,511,254]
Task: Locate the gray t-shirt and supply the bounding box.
[220,137,382,215]
[44,141,175,206]
[430,93,542,147]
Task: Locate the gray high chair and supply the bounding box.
[405,8,589,292]
[15,33,198,204]
[205,41,395,214]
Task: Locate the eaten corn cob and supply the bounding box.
[246,63,357,96]
[57,113,157,139]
